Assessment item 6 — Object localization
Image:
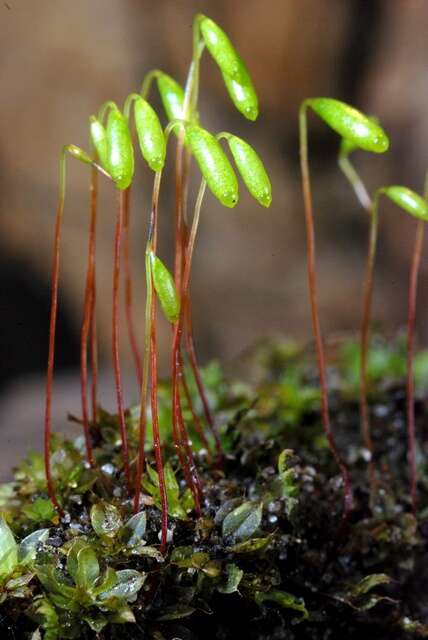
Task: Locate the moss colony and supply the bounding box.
[0,337,427,639]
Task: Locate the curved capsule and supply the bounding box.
[66,144,93,166]
[222,56,258,121]
[156,72,185,122]
[307,98,389,154]
[150,252,180,323]
[339,115,381,157]
[199,15,242,80]
[106,105,134,190]
[227,135,271,207]
[89,116,108,169]
[186,125,238,208]
[134,97,166,172]
[381,186,428,221]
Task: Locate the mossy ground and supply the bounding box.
[0,336,428,639]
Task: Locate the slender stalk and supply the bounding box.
[338,154,376,482]
[406,173,428,514]
[338,154,372,213]
[182,180,223,459]
[88,168,99,428]
[150,283,168,553]
[123,186,143,387]
[179,354,212,456]
[44,147,77,515]
[171,323,202,512]
[133,170,169,550]
[79,166,98,467]
[90,291,98,427]
[360,200,379,478]
[299,104,352,515]
[134,172,162,513]
[406,219,423,514]
[44,193,64,512]
[170,24,211,499]
[112,190,131,493]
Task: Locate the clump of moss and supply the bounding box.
[0,336,427,639]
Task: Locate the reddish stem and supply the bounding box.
[406,219,424,515]
[150,291,169,553]
[90,289,98,427]
[113,191,131,493]
[184,284,223,462]
[170,135,203,509]
[79,167,97,467]
[179,350,212,456]
[299,106,352,516]
[44,207,64,515]
[172,324,202,513]
[123,186,143,388]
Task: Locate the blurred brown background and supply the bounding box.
[0,0,427,471]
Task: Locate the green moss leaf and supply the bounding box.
[75,546,100,590]
[228,536,270,554]
[222,501,263,542]
[99,569,145,602]
[124,511,147,547]
[22,498,56,524]
[18,528,49,565]
[0,517,18,579]
[217,563,243,594]
[255,589,309,620]
[90,502,123,537]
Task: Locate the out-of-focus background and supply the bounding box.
[0,0,427,473]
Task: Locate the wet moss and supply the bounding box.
[0,336,427,638]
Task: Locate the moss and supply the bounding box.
[0,337,427,639]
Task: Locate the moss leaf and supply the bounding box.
[222,501,263,542]
[0,517,18,578]
[90,502,122,537]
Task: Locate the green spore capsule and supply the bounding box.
[66,144,93,166]
[156,72,185,122]
[199,15,242,80]
[227,135,271,207]
[308,98,389,153]
[381,186,428,221]
[186,125,239,208]
[339,115,381,157]
[222,55,258,121]
[134,97,166,172]
[89,116,108,169]
[150,252,180,323]
[105,105,134,190]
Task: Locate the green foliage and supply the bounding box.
[142,462,194,519]
[0,517,18,579]
[33,540,145,637]
[90,502,123,538]
[0,345,426,637]
[22,498,56,524]
[221,501,263,542]
[255,589,309,620]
